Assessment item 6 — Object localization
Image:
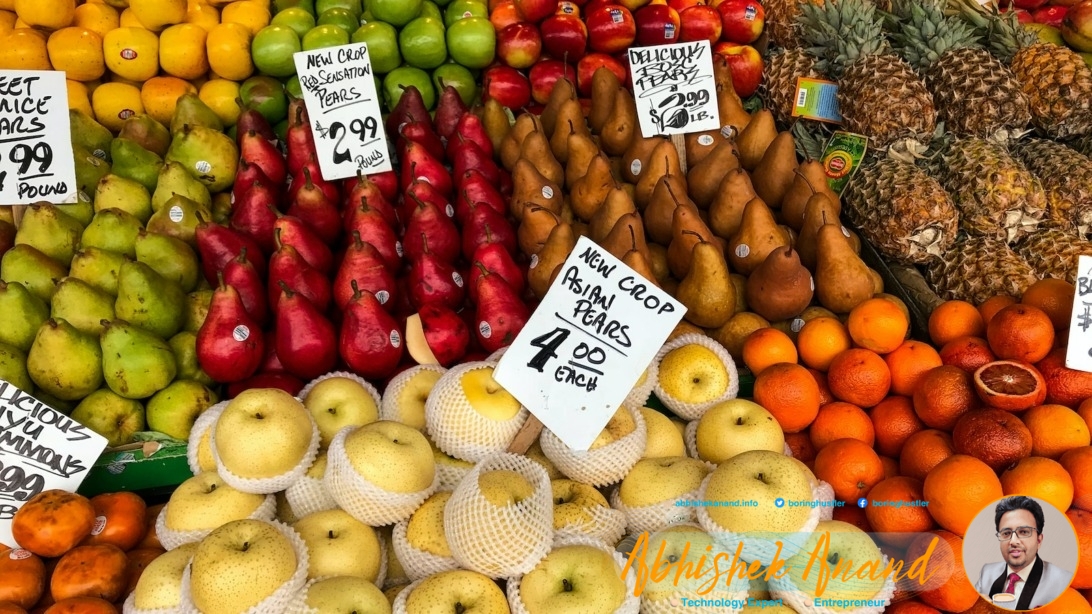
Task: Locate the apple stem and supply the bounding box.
[455,604,466,614]
[563,578,574,592]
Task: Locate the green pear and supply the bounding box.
[165,125,238,193]
[73,143,112,196]
[168,331,215,386]
[0,245,69,302]
[27,318,103,401]
[100,319,178,399]
[58,198,95,226]
[70,109,114,161]
[183,289,213,333]
[134,230,199,292]
[0,342,32,391]
[211,192,233,225]
[115,260,186,339]
[110,137,163,193]
[51,277,116,337]
[170,93,224,135]
[31,390,76,413]
[71,389,146,447]
[69,247,127,296]
[81,208,144,257]
[145,379,218,439]
[145,194,210,246]
[151,161,213,213]
[0,280,50,352]
[95,175,153,223]
[118,114,171,158]
[15,203,84,265]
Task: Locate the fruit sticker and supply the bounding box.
[628,41,720,136]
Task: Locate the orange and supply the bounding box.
[978,294,1018,326]
[939,336,997,373]
[797,316,851,371]
[812,438,884,502]
[872,395,926,457]
[1062,446,1092,511]
[1000,455,1075,511]
[831,505,872,532]
[922,454,1003,536]
[865,476,935,546]
[986,304,1056,363]
[1035,587,1092,614]
[809,401,875,450]
[905,530,979,612]
[848,297,910,354]
[784,432,816,464]
[972,360,1047,411]
[912,365,979,430]
[899,429,955,481]
[1038,348,1092,407]
[951,409,1032,472]
[1021,277,1075,330]
[741,327,797,375]
[1024,403,1091,459]
[826,348,891,408]
[1068,508,1092,589]
[928,300,985,346]
[808,367,835,406]
[886,340,944,397]
[881,454,899,478]
[752,362,820,433]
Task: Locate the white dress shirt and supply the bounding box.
[1007,556,1036,603]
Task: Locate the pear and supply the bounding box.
[1,245,69,302]
[115,260,187,339]
[211,192,232,225]
[709,168,758,240]
[69,247,127,296]
[621,133,666,184]
[169,332,215,386]
[27,318,104,401]
[480,98,511,153]
[58,200,95,226]
[51,277,116,337]
[0,342,32,392]
[518,206,561,255]
[686,134,741,208]
[100,319,178,399]
[81,208,144,257]
[118,114,171,158]
[620,224,659,286]
[110,137,163,193]
[815,220,874,314]
[589,67,621,134]
[634,140,682,208]
[15,203,84,265]
[549,98,587,163]
[667,206,718,279]
[95,174,153,223]
[182,289,213,333]
[750,131,799,209]
[540,76,576,137]
[745,246,814,322]
[151,161,213,213]
[781,160,840,231]
[529,223,576,299]
[796,192,842,271]
[517,127,564,187]
[0,280,49,352]
[510,158,563,220]
[170,93,224,134]
[600,87,637,156]
[676,240,736,328]
[564,124,600,189]
[70,390,145,447]
[73,144,112,196]
[134,230,200,292]
[165,124,239,193]
[684,129,722,167]
[570,152,616,221]
[600,212,649,262]
[146,380,218,440]
[644,174,691,246]
[728,198,791,276]
[69,109,114,161]
[648,243,670,283]
[713,54,751,132]
[588,186,637,242]
[146,193,211,247]
[499,112,541,171]
[736,109,777,171]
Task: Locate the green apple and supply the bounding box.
[704,449,815,533]
[145,379,218,441]
[163,472,269,532]
[421,0,443,20]
[431,62,477,105]
[405,490,454,557]
[352,21,402,74]
[637,407,686,458]
[271,7,316,39]
[381,365,445,431]
[657,343,731,405]
[444,0,486,26]
[383,65,437,110]
[239,75,289,124]
[618,456,711,508]
[370,0,423,26]
[70,389,144,447]
[404,569,509,613]
[283,77,303,100]
[316,0,362,17]
[252,25,303,78]
[304,576,391,614]
[400,16,447,69]
[445,16,495,69]
[519,545,627,614]
[551,479,610,530]
[190,519,300,614]
[343,420,436,493]
[780,520,887,603]
[294,508,383,581]
[274,0,315,14]
[302,24,350,50]
[695,398,785,464]
[131,542,199,610]
[302,375,380,449]
[214,388,316,480]
[318,7,358,33]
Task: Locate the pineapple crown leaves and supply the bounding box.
[798,0,891,80]
[792,120,834,159]
[945,0,1038,62]
[884,0,983,71]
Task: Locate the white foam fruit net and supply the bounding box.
[156,492,276,551]
[652,334,739,421]
[380,364,447,431]
[768,553,896,614]
[625,362,659,411]
[444,452,554,579]
[506,532,641,614]
[325,426,439,527]
[284,466,338,520]
[435,461,473,491]
[298,371,383,442]
[210,397,321,495]
[540,406,647,487]
[425,361,530,463]
[391,513,461,582]
[186,400,228,475]
[178,519,310,614]
[555,503,628,548]
[634,523,750,614]
[608,460,717,536]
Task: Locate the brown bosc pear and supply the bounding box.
[565,124,601,190]
[815,218,875,314]
[621,225,660,287]
[750,131,799,209]
[667,206,718,279]
[570,152,617,222]
[518,127,565,186]
[713,55,751,133]
[780,160,841,231]
[589,67,621,134]
[727,198,792,275]
[599,212,650,262]
[736,109,778,171]
[510,159,564,221]
[480,98,512,153]
[600,87,638,156]
[645,174,692,246]
[745,246,814,322]
[529,222,577,298]
[685,129,723,167]
[869,268,885,294]
[648,243,670,283]
[550,98,588,163]
[675,238,736,329]
[686,134,741,209]
[587,186,636,241]
[709,168,758,240]
[541,76,576,137]
[621,131,666,184]
[518,206,562,256]
[634,140,683,209]
[795,192,842,271]
[500,113,542,171]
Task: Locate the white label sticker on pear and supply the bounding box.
[445,204,455,218]
[542,186,554,199]
[529,254,540,269]
[396,241,404,257]
[78,190,90,203]
[734,244,750,258]
[698,134,714,146]
[630,159,642,176]
[91,515,107,536]
[9,549,31,560]
[791,318,806,333]
[720,125,736,139]
[230,192,236,205]
[376,290,390,304]
[169,206,184,223]
[195,160,212,174]
[841,226,851,237]
[810,276,816,291]
[232,325,250,342]
[390,330,401,348]
[92,148,107,160]
[452,271,464,287]
[479,321,493,339]
[417,175,430,185]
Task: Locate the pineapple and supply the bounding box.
[765,0,808,50]
[925,236,1039,304]
[1071,135,1092,157]
[1016,224,1092,283]
[759,48,822,127]
[1010,138,1092,237]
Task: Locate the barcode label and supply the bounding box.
[796,89,808,107]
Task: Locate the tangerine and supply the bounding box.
[1067,508,1092,589]
[864,476,935,547]
[784,432,816,464]
[928,300,985,346]
[1038,348,1092,407]
[848,297,910,354]
[1035,587,1092,614]
[886,340,944,397]
[939,336,996,373]
[741,327,797,375]
[1061,446,1092,512]
[813,438,884,502]
[986,304,1055,363]
[809,401,875,450]
[752,362,820,433]
[979,295,1018,326]
[899,429,955,481]
[1000,456,1074,512]
[1024,403,1091,459]
[972,360,1047,411]
[912,365,979,430]
[1021,278,1075,331]
[905,530,979,612]
[922,454,1003,536]
[797,316,852,371]
[951,408,1032,472]
[826,348,891,408]
[871,395,926,458]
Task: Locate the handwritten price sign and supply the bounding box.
[628,41,720,136]
[1067,255,1092,373]
[293,44,392,179]
[494,237,685,451]
[0,71,77,204]
[0,380,107,546]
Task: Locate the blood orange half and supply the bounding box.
[973,360,1047,411]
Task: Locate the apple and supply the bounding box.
[130,542,198,611]
[1033,4,1068,25]
[557,0,581,15]
[1013,0,1048,10]
[668,0,702,10]
[304,576,390,614]
[490,0,522,31]
[70,389,144,447]
[302,376,381,449]
[447,16,498,69]
[163,472,271,534]
[293,508,383,582]
[529,58,577,104]
[445,0,489,26]
[482,64,533,109]
[589,406,638,449]
[586,4,637,53]
[252,25,303,78]
[638,525,728,604]
[145,381,219,441]
[634,4,680,46]
[1063,0,1092,51]
[212,389,317,487]
[401,569,510,612]
[518,544,628,614]
[637,408,686,458]
[380,364,446,431]
[371,0,425,26]
[551,478,611,529]
[617,456,712,508]
[540,14,588,61]
[1004,6,1035,22]
[352,21,402,73]
[302,24,351,51]
[716,0,764,44]
[576,52,627,95]
[678,4,721,43]
[656,342,732,408]
[404,490,456,558]
[695,398,785,464]
[514,0,557,22]
[714,41,763,97]
[341,421,437,494]
[189,519,303,614]
[772,520,887,606]
[702,449,816,534]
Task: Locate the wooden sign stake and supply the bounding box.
[506,415,544,454]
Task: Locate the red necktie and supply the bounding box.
[1005,572,1020,594]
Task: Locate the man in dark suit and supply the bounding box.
[974,496,1073,610]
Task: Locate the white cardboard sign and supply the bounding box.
[0,380,107,547]
[293,43,392,179]
[0,70,77,204]
[494,237,686,451]
[628,40,720,136]
[1067,255,1092,373]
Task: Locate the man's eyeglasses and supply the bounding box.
[997,527,1038,540]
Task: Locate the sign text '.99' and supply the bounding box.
[0,71,77,204]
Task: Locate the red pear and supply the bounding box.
[273,213,335,274]
[449,134,504,187]
[403,179,453,224]
[451,113,494,160]
[342,173,399,227]
[369,170,399,202]
[239,129,287,186]
[275,281,338,379]
[340,280,405,380]
[469,243,526,303]
[413,304,470,366]
[196,275,265,383]
[195,214,268,285]
[268,228,332,314]
[291,157,340,203]
[408,234,466,310]
[230,170,281,256]
[286,102,316,176]
[462,202,518,259]
[286,167,342,244]
[235,108,277,146]
[344,199,402,273]
[399,120,446,161]
[400,141,453,197]
[473,263,530,352]
[334,231,398,311]
[455,169,508,223]
[221,248,268,325]
[259,329,286,373]
[403,197,461,263]
[434,84,469,141]
[386,84,433,135]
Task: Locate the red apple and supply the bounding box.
[716,0,764,44]
[514,0,558,22]
[586,4,637,53]
[668,0,702,10]
[679,4,722,43]
[491,1,522,30]
[583,0,615,12]
[497,22,544,68]
[576,52,627,96]
[617,0,652,10]
[634,4,681,46]
[557,0,580,15]
[1033,4,1068,24]
[541,13,588,60]
[1063,0,1092,51]
[714,42,763,97]
[1002,6,1036,21]
[482,64,533,109]
[529,58,578,103]
[1011,0,1048,10]
[1051,0,1083,8]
